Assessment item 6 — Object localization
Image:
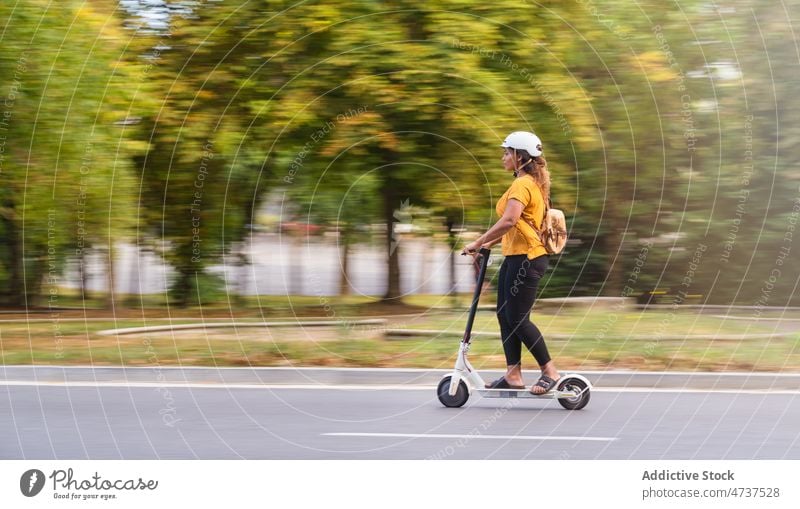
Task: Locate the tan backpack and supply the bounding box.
[516,192,568,256]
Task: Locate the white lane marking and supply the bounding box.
[598,387,800,395]
[1,381,799,395]
[323,432,617,442]
[4,366,799,378]
[0,381,429,391]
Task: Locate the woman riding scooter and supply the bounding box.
[462,131,560,395]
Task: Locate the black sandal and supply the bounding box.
[530,375,559,394]
[484,376,525,390]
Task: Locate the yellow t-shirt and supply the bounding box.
[495,174,547,259]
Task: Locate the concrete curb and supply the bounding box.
[1,366,799,390]
[383,329,796,341]
[96,319,388,336]
[93,321,796,342]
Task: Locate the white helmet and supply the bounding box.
[500,131,543,157]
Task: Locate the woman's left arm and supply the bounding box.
[462,199,524,254]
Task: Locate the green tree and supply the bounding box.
[0,0,141,307]
[259,1,602,301]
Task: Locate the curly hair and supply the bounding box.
[513,148,551,203]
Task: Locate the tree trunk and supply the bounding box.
[604,216,625,296]
[3,214,24,306]
[29,257,46,308]
[236,243,249,305]
[174,269,192,307]
[80,248,90,302]
[339,233,351,296]
[105,243,115,309]
[602,150,635,296]
[382,183,401,301]
[446,219,457,307]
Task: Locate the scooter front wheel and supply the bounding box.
[437,376,469,408]
[557,376,591,410]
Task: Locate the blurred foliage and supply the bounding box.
[1,0,799,307]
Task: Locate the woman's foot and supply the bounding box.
[502,365,524,388]
[484,377,525,389]
[530,362,560,394]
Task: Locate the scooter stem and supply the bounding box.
[462,247,491,345]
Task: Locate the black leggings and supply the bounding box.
[496,254,551,367]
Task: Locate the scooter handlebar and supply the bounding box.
[460,247,492,257]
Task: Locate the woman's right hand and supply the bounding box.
[461,240,480,256]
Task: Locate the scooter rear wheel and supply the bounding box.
[557,377,591,410]
[437,376,469,408]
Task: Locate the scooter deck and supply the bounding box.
[478,388,581,400]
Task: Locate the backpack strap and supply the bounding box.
[513,177,549,246]
[529,182,550,238]
[515,216,543,246]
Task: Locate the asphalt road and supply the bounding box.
[2,383,799,460]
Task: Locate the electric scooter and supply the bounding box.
[436,247,592,410]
